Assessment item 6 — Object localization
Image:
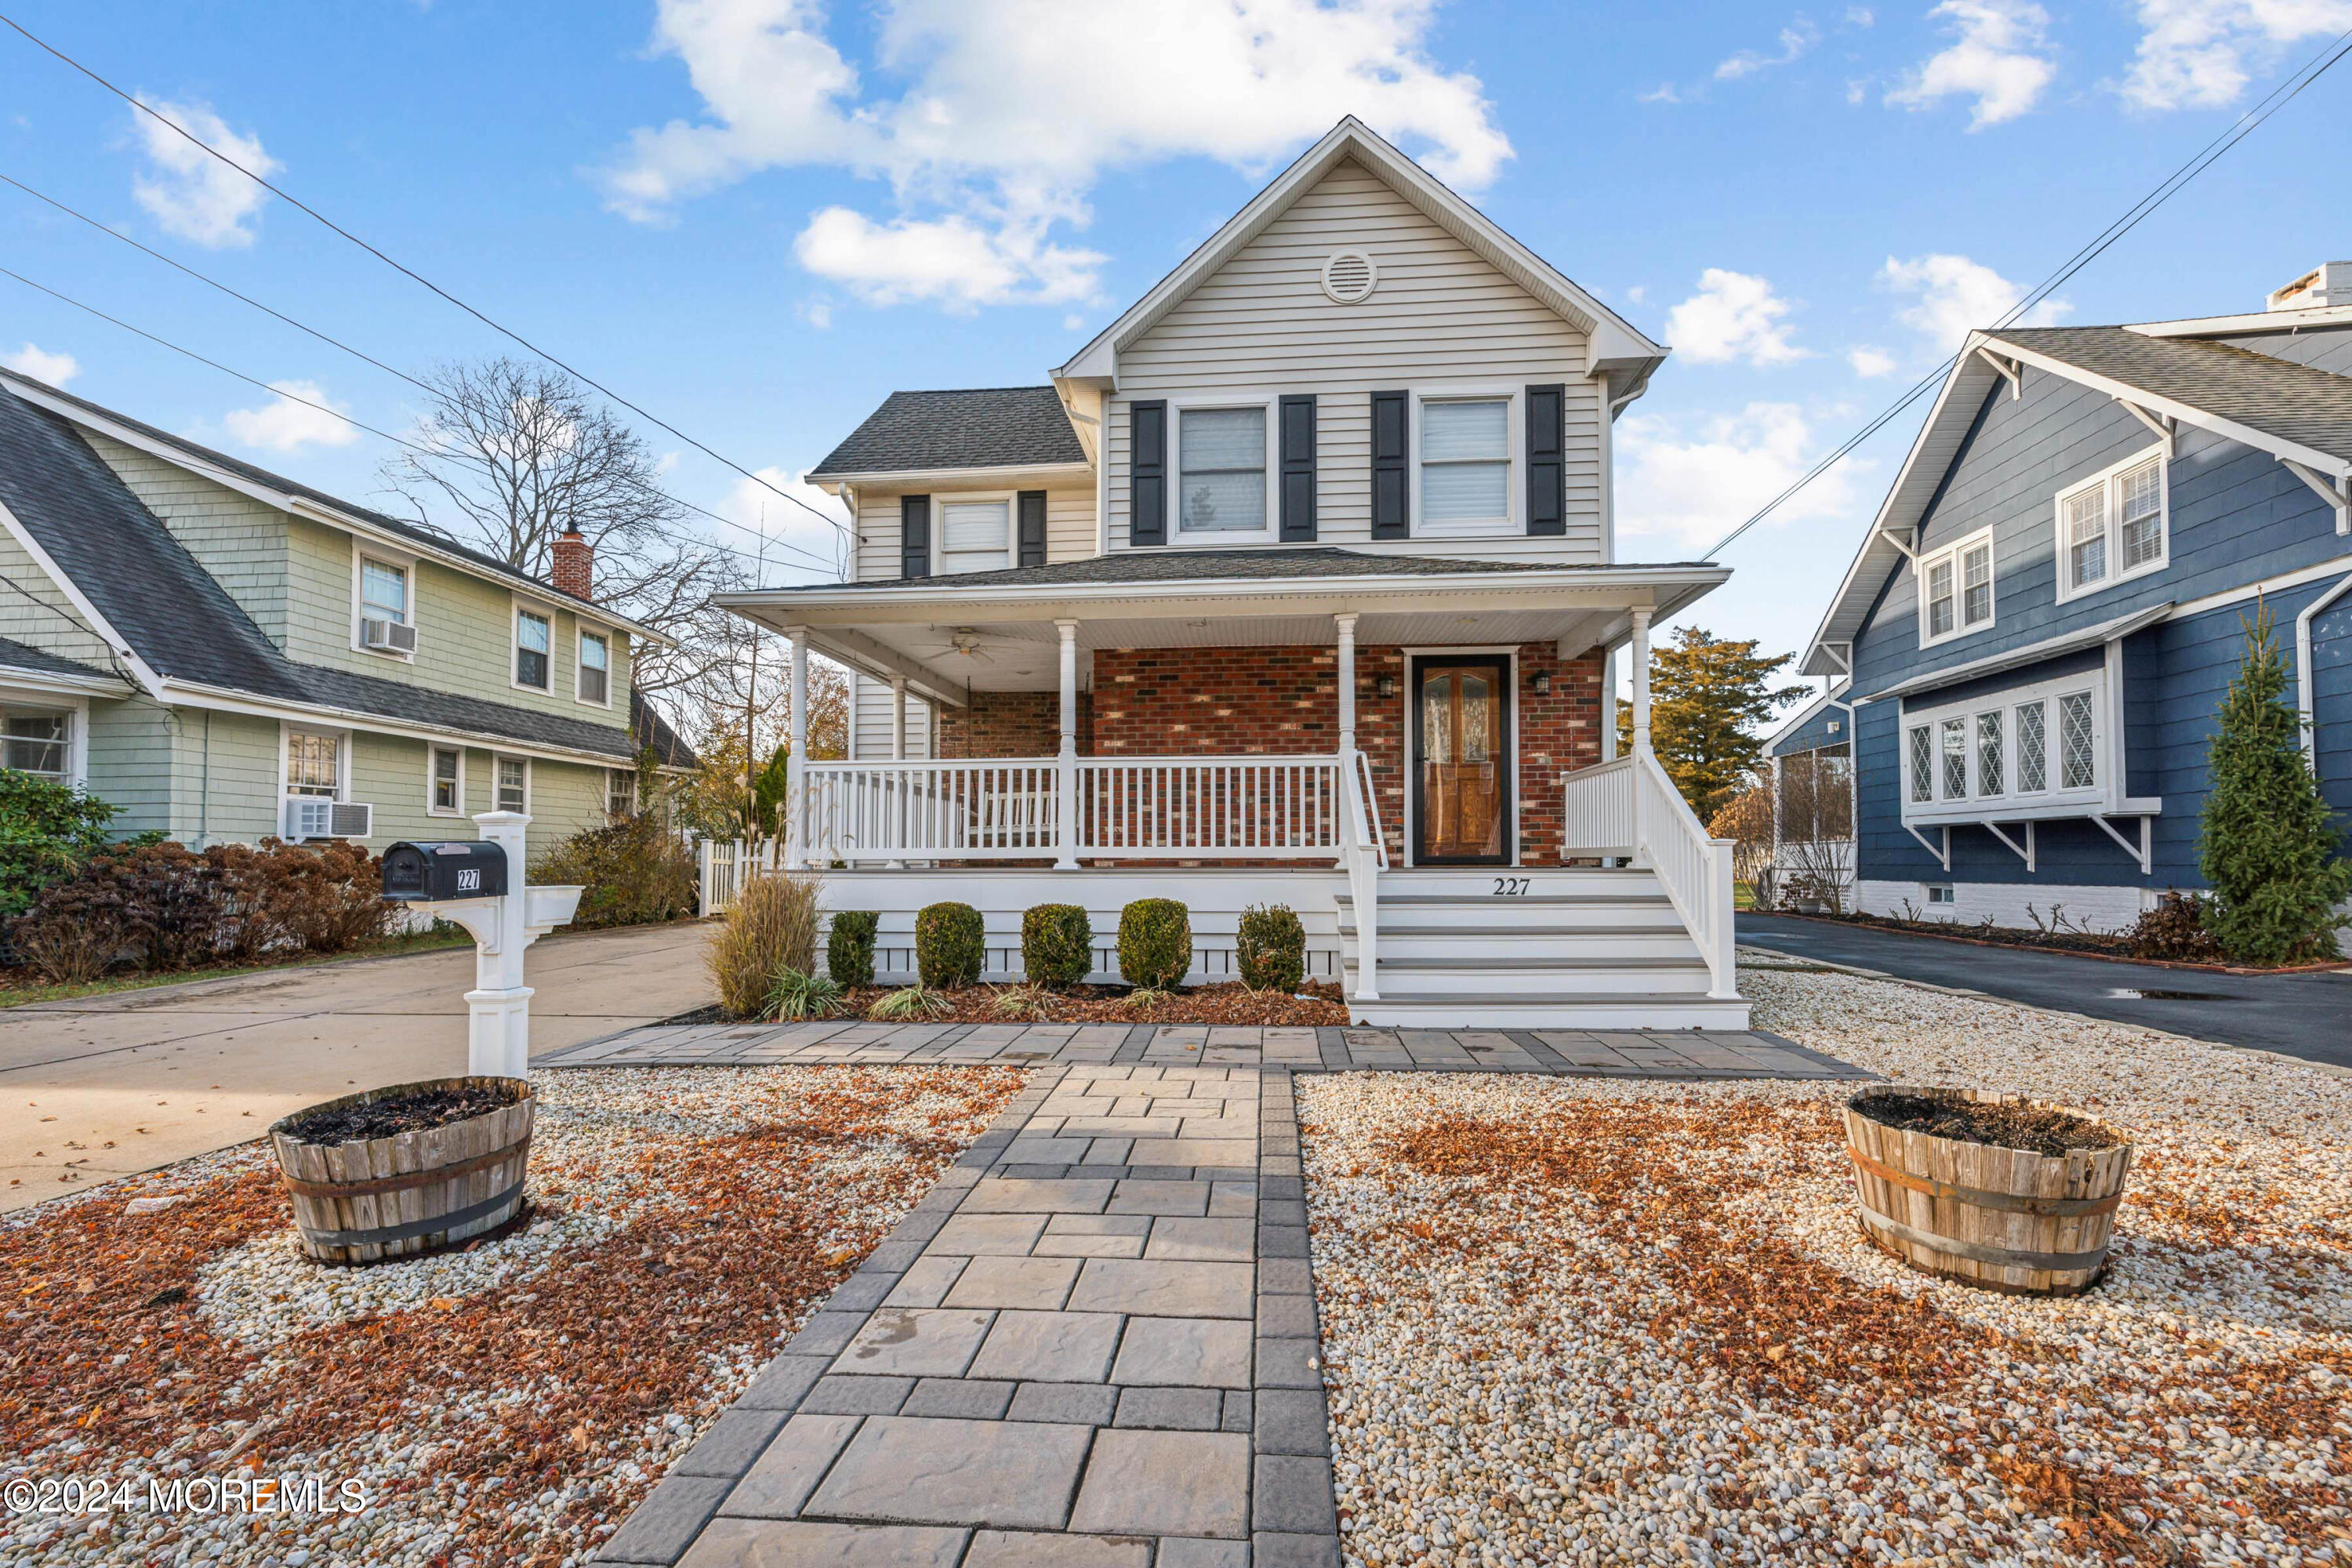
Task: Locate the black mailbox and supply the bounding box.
[381,840,508,902]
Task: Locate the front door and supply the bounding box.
[1412,655,1511,865]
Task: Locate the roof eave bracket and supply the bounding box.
[2116,399,2176,455]
[1973,347,2024,400]
[1904,822,1951,872]
[1984,820,2035,873]
[2281,458,2352,536]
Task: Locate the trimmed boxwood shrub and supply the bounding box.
[826,909,879,988]
[1236,902,1305,993]
[1022,903,1092,988]
[916,901,985,988]
[1117,898,1191,989]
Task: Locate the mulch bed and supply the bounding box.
[837,979,1351,1026]
[1851,1090,2122,1156]
[1771,909,2347,973]
[275,1081,524,1144]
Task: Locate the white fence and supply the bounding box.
[695,836,781,916]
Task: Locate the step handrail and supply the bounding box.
[1338,746,1381,1000]
[1628,748,1739,1000]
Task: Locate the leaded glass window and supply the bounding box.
[1907,726,1933,804]
[1976,710,2003,797]
[2016,701,2046,792]
[1940,718,1967,800]
[2060,692,2096,789]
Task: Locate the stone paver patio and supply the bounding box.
[578,1025,1867,1566]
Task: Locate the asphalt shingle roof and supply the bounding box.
[0,383,695,765]
[808,387,1087,477]
[1988,326,2352,463]
[761,546,1668,593]
[0,637,118,684]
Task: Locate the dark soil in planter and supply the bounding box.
[278,1082,524,1145]
[1852,1091,2123,1158]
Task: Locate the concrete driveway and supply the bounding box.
[1739,913,2352,1068]
[2,920,714,1210]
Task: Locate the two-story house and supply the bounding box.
[1776,263,2352,943]
[715,118,1748,1027]
[0,368,695,863]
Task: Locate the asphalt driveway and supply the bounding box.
[1,920,715,1209]
[1739,913,2352,1069]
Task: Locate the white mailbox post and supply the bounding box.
[387,811,583,1079]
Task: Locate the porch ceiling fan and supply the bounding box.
[909,626,995,663]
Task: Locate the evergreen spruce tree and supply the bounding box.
[1617,627,1806,822]
[2196,604,2352,964]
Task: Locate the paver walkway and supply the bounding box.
[579,1024,1867,1566]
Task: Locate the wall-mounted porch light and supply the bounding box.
[1376,675,1398,699]
[1529,671,1552,695]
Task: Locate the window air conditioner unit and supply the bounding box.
[361,617,419,655]
[283,798,373,841]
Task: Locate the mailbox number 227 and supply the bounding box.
[456,869,482,893]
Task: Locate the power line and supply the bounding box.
[0,264,844,579]
[0,11,851,546]
[1699,23,2352,562]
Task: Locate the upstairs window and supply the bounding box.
[2,710,69,780]
[578,630,611,705]
[939,499,1011,573]
[361,558,408,624]
[1419,397,1511,535]
[1176,406,1268,534]
[515,608,552,691]
[1917,528,1994,647]
[2056,448,2167,601]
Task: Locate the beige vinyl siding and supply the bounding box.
[851,671,934,760]
[82,433,292,645]
[853,485,1097,583]
[0,530,115,666]
[1106,158,1605,562]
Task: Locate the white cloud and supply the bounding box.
[2,343,79,385]
[714,466,851,581]
[1886,0,2057,127]
[1879,252,2069,350]
[606,0,1512,309]
[1664,269,1807,366]
[1639,82,1684,103]
[1616,402,1869,552]
[129,99,279,248]
[1716,21,1821,79]
[222,380,359,452]
[2120,0,2352,110]
[1847,345,1899,377]
[1848,5,1878,23]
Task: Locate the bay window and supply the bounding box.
[1903,675,2107,821]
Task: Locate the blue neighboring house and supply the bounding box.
[1776,262,2352,944]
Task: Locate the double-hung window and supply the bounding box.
[578,630,611,706]
[361,559,408,626]
[1917,529,1994,647]
[1176,407,1268,535]
[1418,397,1511,535]
[430,746,463,815]
[607,768,637,819]
[939,499,1011,572]
[2,710,69,780]
[287,728,340,798]
[515,608,552,691]
[2056,448,2167,601]
[496,756,528,814]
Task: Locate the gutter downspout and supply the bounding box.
[2295,568,2352,764]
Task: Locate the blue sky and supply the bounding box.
[3,0,2347,675]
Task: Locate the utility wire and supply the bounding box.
[0,264,843,579]
[0,11,851,545]
[1700,23,2352,561]
[0,176,839,575]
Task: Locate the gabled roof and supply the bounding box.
[0,370,661,642]
[1795,316,2352,678]
[0,383,666,765]
[808,387,1087,480]
[1053,116,1667,396]
[0,635,123,688]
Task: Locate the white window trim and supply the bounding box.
[934,490,1019,575]
[278,721,351,815]
[575,627,614,710]
[511,599,555,695]
[350,542,419,661]
[607,766,638,819]
[1899,669,2114,826]
[1409,386,1521,540]
[2053,444,2170,605]
[492,752,532,815]
[0,693,89,788]
[1915,525,1996,649]
[1171,395,1279,543]
[426,742,466,818]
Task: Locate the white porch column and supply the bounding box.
[1334,612,1358,755]
[889,677,908,869]
[1599,646,1618,762]
[1630,608,1653,757]
[1055,619,1080,870]
[785,630,808,870]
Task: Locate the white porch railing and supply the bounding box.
[1078,757,1341,860]
[1557,750,1737,1000]
[801,760,1064,864]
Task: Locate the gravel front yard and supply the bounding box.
[1301,969,2352,1567]
[0,1063,1022,1568]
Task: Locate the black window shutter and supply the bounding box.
[1130,401,1167,546]
[1017,489,1047,568]
[1526,383,1566,537]
[1277,395,1317,542]
[1370,390,1409,539]
[900,494,931,578]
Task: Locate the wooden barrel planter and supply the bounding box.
[1843,1086,2132,1298]
[268,1076,533,1265]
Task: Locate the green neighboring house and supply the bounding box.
[0,369,695,860]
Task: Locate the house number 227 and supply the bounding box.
[1492,877,1530,897]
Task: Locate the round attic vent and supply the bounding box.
[1321,250,1377,304]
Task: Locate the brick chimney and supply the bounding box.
[551,526,594,600]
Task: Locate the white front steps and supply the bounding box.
[1338,867,1750,1030]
